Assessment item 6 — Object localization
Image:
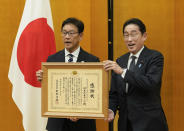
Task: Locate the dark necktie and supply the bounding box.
[68,54,73,62]
[126,56,137,93]
[129,56,137,71]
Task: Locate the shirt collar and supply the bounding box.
[129,46,144,59]
[65,46,80,57]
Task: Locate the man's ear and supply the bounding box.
[143,32,147,41]
[79,32,83,41]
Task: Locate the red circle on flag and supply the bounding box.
[17,18,56,88]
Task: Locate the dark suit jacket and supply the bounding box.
[46,48,99,131]
[109,46,168,131]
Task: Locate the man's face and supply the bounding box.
[62,24,83,53]
[123,24,147,54]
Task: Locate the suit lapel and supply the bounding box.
[77,48,86,62]
[119,53,130,69]
[123,55,129,68]
[59,49,65,62]
[135,46,149,70]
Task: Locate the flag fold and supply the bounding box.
[8,0,56,130]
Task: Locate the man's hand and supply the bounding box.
[69,117,79,122]
[104,109,114,122]
[36,70,43,81]
[103,60,123,74]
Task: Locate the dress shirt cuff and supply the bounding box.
[121,68,127,78]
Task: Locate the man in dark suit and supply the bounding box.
[36,17,99,131]
[103,18,168,131]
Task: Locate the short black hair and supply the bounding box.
[123,18,146,35]
[61,17,84,33]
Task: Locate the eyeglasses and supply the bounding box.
[123,32,139,40]
[62,31,79,37]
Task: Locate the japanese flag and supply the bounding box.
[8,0,56,130]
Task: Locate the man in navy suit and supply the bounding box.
[37,17,99,131]
[103,18,168,131]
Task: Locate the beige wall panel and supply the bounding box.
[0,0,25,130]
[90,0,108,61]
[90,0,108,130]
[173,0,184,130]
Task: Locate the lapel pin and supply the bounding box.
[138,60,144,68]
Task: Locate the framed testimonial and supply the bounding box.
[41,62,109,119]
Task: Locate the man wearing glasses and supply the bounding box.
[103,18,168,131]
[37,17,99,131]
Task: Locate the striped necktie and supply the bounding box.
[68,54,73,62]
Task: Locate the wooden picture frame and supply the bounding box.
[41,62,109,119]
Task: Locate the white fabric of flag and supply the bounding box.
[8,0,56,130]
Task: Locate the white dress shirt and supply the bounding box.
[65,46,80,62]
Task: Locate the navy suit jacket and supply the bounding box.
[109,46,168,131]
[46,48,99,131]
